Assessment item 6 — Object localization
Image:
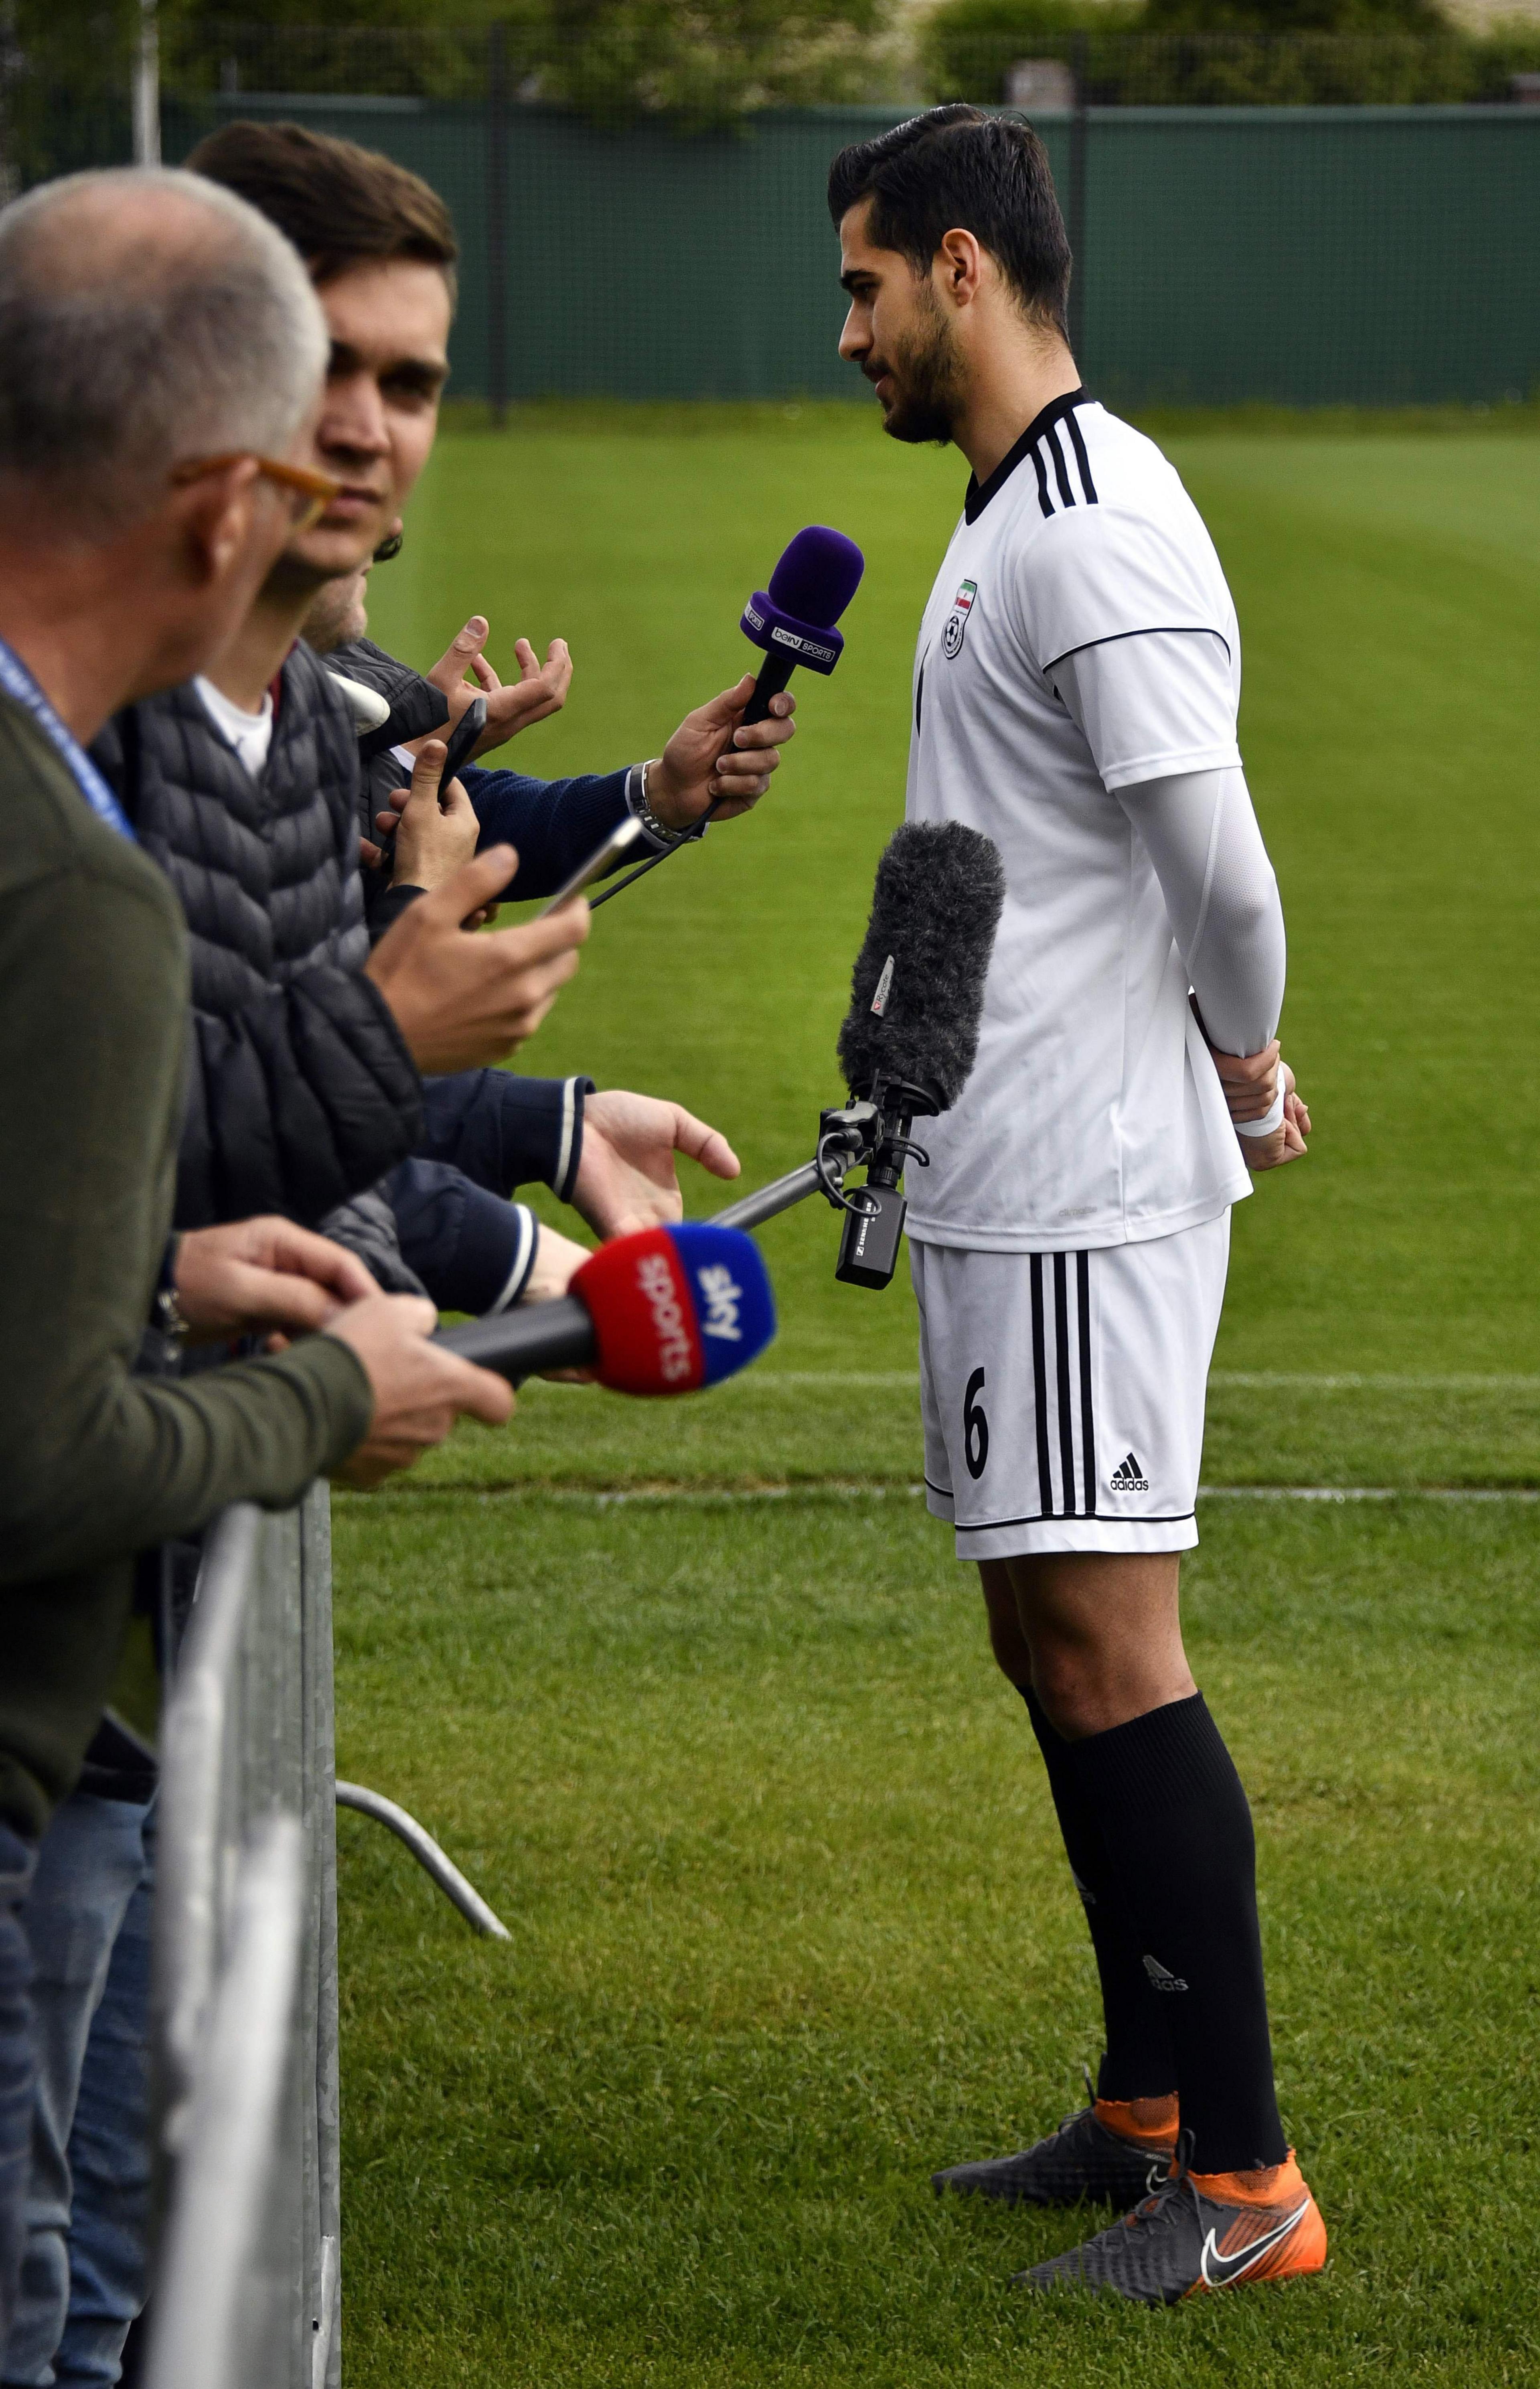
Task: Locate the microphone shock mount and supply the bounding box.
[832,1080,933,1292]
[714,1083,933,1294]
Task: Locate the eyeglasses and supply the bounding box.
[169,452,343,535]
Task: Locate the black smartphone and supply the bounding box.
[373,695,487,874]
[436,694,488,793]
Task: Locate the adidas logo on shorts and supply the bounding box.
[1109,1450,1150,1493]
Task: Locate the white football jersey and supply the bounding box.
[904,393,1253,1253]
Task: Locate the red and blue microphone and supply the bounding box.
[434,1220,776,1393]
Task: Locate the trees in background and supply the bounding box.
[923,0,1540,102]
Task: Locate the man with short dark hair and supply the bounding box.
[828,107,1324,2304]
[181,118,794,1266]
[188,116,797,855]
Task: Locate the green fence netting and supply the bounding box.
[6,25,1538,408]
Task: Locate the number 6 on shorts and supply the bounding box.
[963,1366,989,1480]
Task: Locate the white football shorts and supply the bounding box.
[913,1212,1230,1561]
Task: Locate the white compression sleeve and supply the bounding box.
[1049,645,1286,1058]
[1114,766,1285,1060]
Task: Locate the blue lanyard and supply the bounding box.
[0,638,136,843]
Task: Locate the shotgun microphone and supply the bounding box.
[434,1220,776,1391]
[836,820,1007,1113]
[831,819,1006,1287]
[738,525,866,725]
[712,820,1005,1289]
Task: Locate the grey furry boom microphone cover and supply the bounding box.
[837,821,1006,1111]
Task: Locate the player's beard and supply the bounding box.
[873,287,966,447]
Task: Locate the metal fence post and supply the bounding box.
[132,0,159,165]
[303,1486,343,2389]
[1067,30,1088,367]
[486,19,509,424]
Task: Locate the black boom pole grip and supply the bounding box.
[434,1294,595,1384]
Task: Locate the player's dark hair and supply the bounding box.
[827,105,1071,339]
[186,120,458,301]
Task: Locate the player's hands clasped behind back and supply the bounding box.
[323,1294,512,1487]
[1210,1038,1311,1171]
[365,842,587,1074]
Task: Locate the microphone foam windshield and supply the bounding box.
[574,1222,776,1397]
[767,527,865,630]
[837,821,1006,1111]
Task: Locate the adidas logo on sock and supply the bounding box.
[1143,1954,1188,1993]
[1110,1451,1150,1493]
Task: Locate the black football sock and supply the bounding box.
[1068,1692,1287,2175]
[1021,1687,1176,2106]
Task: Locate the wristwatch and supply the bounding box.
[631,758,688,848]
[153,1235,188,1343]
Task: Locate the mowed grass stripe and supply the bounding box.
[350,1480,1540,1506]
[332,1491,1540,2388]
[400,1374,1540,1493]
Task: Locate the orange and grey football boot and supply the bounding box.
[933,2084,1179,2209]
[1016,2131,1327,2303]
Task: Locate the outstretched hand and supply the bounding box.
[424,615,573,757]
[572,1089,741,1240]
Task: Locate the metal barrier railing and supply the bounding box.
[144,1489,511,2386]
[143,1813,306,2387]
[146,1493,341,2389]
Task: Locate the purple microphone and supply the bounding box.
[588,525,864,911]
[739,525,866,725]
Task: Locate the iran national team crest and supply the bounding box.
[942,578,977,658]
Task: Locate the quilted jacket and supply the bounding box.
[91,644,422,1229]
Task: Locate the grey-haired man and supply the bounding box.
[0,166,523,2338]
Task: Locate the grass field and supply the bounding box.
[332,407,1540,2383]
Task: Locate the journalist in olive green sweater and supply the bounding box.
[0,690,374,1842]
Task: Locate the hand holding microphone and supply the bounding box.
[643,676,798,831]
[324,1292,514,1489]
[646,524,867,825]
[435,1220,776,1393]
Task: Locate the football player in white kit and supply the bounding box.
[829,106,1326,2305]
